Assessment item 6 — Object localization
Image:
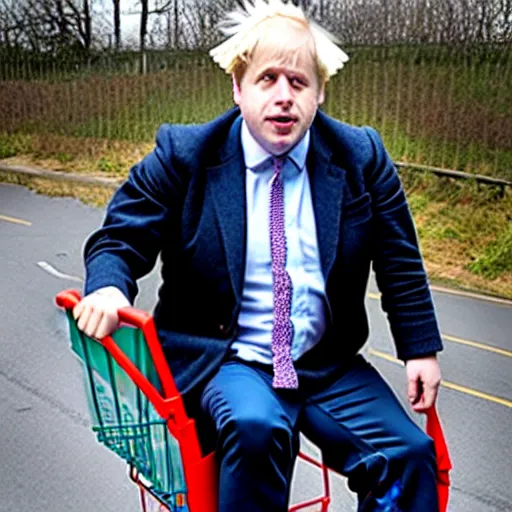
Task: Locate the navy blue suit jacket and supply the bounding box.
[84,107,443,403]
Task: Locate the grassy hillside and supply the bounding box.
[400,171,512,298]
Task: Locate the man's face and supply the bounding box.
[233,28,325,155]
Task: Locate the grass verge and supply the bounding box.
[0,132,153,178]
[401,170,512,299]
[0,170,115,208]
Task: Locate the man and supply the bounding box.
[74,1,443,510]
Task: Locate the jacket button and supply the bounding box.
[219,324,228,334]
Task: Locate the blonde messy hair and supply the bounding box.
[209,0,349,86]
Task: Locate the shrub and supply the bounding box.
[469,224,512,279]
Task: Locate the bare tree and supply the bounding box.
[179,0,249,49]
[146,0,179,49]
[112,0,121,49]
[1,0,511,61]
[64,0,93,50]
[0,0,95,53]
[0,0,22,49]
[125,1,172,71]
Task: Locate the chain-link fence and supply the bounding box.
[1,44,510,179]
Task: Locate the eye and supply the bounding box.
[261,72,276,83]
[290,77,306,88]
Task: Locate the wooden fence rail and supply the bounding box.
[396,162,512,196]
[1,161,511,194]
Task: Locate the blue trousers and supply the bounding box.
[200,355,439,512]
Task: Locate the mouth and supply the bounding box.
[267,115,297,131]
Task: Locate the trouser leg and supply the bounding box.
[200,360,301,512]
[300,356,439,512]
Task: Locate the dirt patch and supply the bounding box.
[0,133,152,178]
[0,170,114,207]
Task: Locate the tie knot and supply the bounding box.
[250,155,299,179]
[273,156,284,172]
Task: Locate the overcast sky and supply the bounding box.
[120,0,141,39]
[96,0,145,46]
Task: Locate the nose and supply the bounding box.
[274,75,293,107]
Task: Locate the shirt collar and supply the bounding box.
[241,120,310,172]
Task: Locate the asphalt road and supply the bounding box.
[1,182,511,512]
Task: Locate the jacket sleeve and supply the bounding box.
[83,124,185,303]
[364,126,443,360]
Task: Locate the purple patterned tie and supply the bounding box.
[269,156,298,389]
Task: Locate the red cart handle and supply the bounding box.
[55,289,187,425]
[56,288,208,467]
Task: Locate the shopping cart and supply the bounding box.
[56,289,450,512]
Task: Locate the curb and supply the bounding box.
[368,285,512,307]
[0,163,121,189]
[2,162,511,306]
[429,284,512,307]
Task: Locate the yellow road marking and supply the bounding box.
[366,293,511,358]
[430,285,512,307]
[365,284,512,307]
[369,350,400,365]
[442,334,512,358]
[0,214,32,226]
[368,349,512,408]
[440,381,512,409]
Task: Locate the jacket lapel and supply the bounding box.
[308,123,346,279]
[207,116,246,303]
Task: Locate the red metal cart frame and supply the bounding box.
[56,289,450,512]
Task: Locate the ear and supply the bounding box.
[317,82,326,105]
[232,75,242,105]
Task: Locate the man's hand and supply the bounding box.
[405,355,441,412]
[73,286,130,340]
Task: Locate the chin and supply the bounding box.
[271,144,292,156]
[272,137,295,152]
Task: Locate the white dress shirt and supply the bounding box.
[231,121,328,364]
